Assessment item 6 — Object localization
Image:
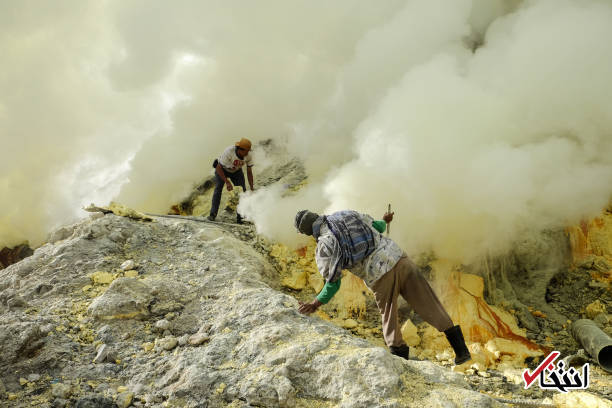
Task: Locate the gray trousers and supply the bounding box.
[371,256,453,347]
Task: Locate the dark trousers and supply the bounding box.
[209,168,246,218]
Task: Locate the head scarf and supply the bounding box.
[294,210,319,236]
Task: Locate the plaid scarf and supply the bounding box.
[314,210,376,273]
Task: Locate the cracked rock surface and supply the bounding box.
[0,213,503,407]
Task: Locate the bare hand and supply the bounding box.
[298,299,322,315]
[383,211,394,223]
[225,181,233,191]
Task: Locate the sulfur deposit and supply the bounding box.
[2,139,610,406]
[567,206,612,285]
[154,140,611,405]
[1,211,507,407]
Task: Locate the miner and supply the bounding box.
[208,138,255,224]
[294,209,471,364]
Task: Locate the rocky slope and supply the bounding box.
[1,140,610,407]
[1,211,506,408]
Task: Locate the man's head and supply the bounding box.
[235,138,252,158]
[295,210,319,236]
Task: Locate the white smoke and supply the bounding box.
[320,0,612,261]
[0,2,168,246]
[244,0,612,261]
[238,183,328,248]
[2,0,612,264]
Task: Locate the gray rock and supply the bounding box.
[82,223,109,240]
[178,334,189,346]
[405,360,467,386]
[576,254,612,275]
[87,278,153,320]
[27,373,41,382]
[131,383,145,395]
[89,212,105,220]
[14,263,34,278]
[109,231,124,243]
[0,289,15,305]
[7,296,28,309]
[143,278,189,316]
[52,399,68,408]
[422,388,502,407]
[93,344,117,364]
[74,395,115,408]
[95,383,111,394]
[0,322,43,364]
[120,260,136,271]
[40,324,55,336]
[31,283,54,296]
[158,336,178,351]
[48,225,76,244]
[188,332,209,346]
[51,383,72,399]
[155,319,171,332]
[593,313,609,327]
[96,325,115,343]
[117,392,134,408]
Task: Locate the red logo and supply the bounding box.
[523,351,589,392]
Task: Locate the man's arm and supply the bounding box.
[246,166,254,191]
[372,220,386,233]
[298,298,322,314]
[216,163,233,191]
[298,278,342,314]
[316,279,341,303]
[298,239,341,315]
[383,211,394,224]
[366,211,394,233]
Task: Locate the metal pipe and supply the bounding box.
[570,319,612,372]
[145,213,251,228]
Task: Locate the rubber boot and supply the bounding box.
[389,344,410,360]
[444,325,471,365]
[236,213,244,224]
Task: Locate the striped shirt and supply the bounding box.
[315,213,404,288]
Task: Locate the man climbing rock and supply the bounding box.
[294,209,471,365]
[208,138,255,224]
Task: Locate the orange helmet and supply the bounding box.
[235,138,252,151]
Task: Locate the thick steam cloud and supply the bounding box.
[244,0,612,260]
[2,0,612,264]
[319,0,612,261]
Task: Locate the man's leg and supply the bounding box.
[396,257,453,332]
[396,257,471,364]
[229,170,247,223]
[371,265,405,349]
[209,172,225,219]
[229,169,247,192]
